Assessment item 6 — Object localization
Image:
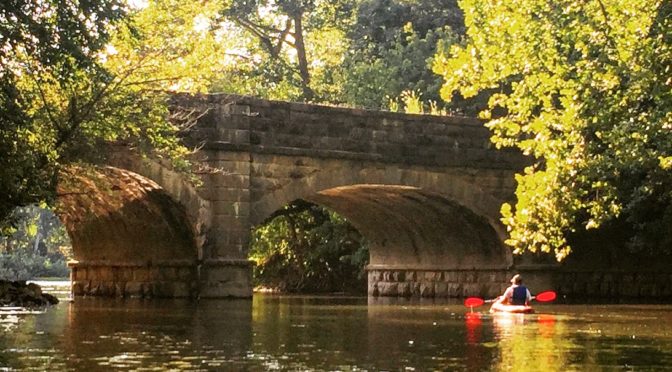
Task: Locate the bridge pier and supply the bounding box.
[69,261,198,298]
[367,267,511,299]
[367,266,559,299]
[68,260,253,299]
[198,259,253,298]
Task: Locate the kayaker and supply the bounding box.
[497,274,532,306]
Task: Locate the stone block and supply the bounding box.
[424,271,437,281]
[213,201,250,217]
[585,280,598,296]
[462,271,476,283]
[86,267,99,281]
[485,283,501,299]
[444,271,459,282]
[164,267,179,280]
[125,282,144,298]
[405,271,417,282]
[210,173,250,188]
[211,215,249,231]
[434,282,449,297]
[372,130,388,141]
[368,282,380,297]
[88,282,101,296]
[117,268,134,282]
[448,283,462,297]
[102,282,116,297]
[97,267,114,281]
[177,267,195,281]
[420,282,435,298]
[143,282,154,298]
[150,282,170,298]
[462,283,480,297]
[382,271,392,282]
[379,282,398,296]
[134,267,150,282]
[208,160,250,175]
[115,282,126,297]
[71,267,85,281]
[173,282,193,298]
[483,272,498,283]
[211,187,250,202]
[392,271,405,282]
[72,281,86,296]
[398,282,412,297]
[411,282,421,296]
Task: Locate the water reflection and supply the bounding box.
[64,298,253,370]
[3,292,672,370]
[490,313,576,372]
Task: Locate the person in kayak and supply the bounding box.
[497,274,532,306]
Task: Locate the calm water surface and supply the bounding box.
[1,282,672,371]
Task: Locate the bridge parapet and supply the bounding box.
[176,93,526,170]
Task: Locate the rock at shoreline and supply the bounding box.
[0,280,59,307]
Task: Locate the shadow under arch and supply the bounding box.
[56,166,199,298]
[252,167,508,242]
[305,185,509,269]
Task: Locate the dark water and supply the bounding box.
[2,283,672,371]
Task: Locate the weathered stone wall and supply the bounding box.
[368,269,511,298]
[70,262,198,298]
[553,271,672,300]
[184,94,523,170]
[368,267,672,300]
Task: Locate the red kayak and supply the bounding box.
[490,302,534,314]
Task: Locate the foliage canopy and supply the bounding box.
[435,0,672,260]
[0,0,228,229]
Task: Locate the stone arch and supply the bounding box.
[255,165,504,231]
[56,166,199,298]
[105,147,212,259]
[251,163,514,270]
[56,166,197,263]
[248,163,515,298]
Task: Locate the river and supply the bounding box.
[1,281,672,370]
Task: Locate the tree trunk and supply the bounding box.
[292,13,314,101]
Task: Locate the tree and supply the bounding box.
[434,0,672,260]
[0,0,227,230]
[343,20,459,111]
[341,0,491,114]
[249,200,369,293]
[220,0,357,102]
[0,0,125,230]
[0,206,71,279]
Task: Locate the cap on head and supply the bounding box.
[510,274,522,284]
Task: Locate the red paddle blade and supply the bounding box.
[535,291,557,302]
[464,297,485,307]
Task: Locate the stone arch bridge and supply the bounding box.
[58,93,556,299]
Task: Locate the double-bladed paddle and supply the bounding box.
[464,290,557,308]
